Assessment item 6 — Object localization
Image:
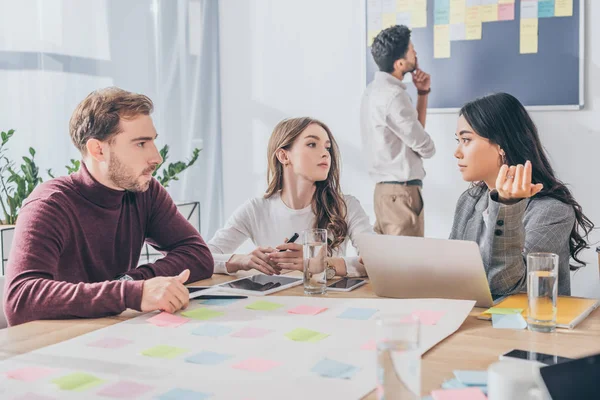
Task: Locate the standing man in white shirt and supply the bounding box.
[360,25,436,237]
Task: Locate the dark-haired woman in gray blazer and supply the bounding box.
[450,93,593,297]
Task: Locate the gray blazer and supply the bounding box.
[450,187,575,296]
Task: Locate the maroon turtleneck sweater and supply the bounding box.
[3,163,214,326]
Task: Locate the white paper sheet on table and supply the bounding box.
[0,297,475,399]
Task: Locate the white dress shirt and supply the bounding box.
[360,71,436,183]
[208,193,374,277]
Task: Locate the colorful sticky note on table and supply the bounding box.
[5,366,55,382]
[361,339,377,351]
[492,313,527,329]
[181,308,224,321]
[232,358,282,372]
[231,326,273,338]
[483,307,523,315]
[191,324,233,337]
[404,310,446,325]
[245,301,284,311]
[96,381,154,398]
[311,358,360,380]
[12,394,56,400]
[52,372,104,392]
[141,345,189,359]
[555,0,573,17]
[287,305,328,315]
[185,351,233,365]
[442,378,469,389]
[87,337,133,349]
[453,370,488,386]
[147,312,190,327]
[199,298,241,306]
[338,307,378,320]
[156,388,212,400]
[285,328,329,343]
[432,387,487,400]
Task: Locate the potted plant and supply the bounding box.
[0,128,201,274]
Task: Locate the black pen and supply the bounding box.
[279,232,299,252]
[194,295,248,300]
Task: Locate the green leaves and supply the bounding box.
[153,146,201,188]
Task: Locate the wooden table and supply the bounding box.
[1,272,599,398]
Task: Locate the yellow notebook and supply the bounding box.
[478,294,599,329]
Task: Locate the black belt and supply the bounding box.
[378,179,423,187]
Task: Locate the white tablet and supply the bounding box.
[215,274,303,296]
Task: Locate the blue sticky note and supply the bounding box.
[338,308,378,320]
[199,298,241,306]
[185,351,232,365]
[453,370,488,386]
[191,324,233,337]
[442,378,468,389]
[538,0,555,18]
[156,388,212,400]
[311,358,360,379]
[491,313,527,330]
[422,397,434,400]
[434,0,450,25]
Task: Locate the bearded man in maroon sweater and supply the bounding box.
[3,87,214,326]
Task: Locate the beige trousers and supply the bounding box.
[373,183,424,237]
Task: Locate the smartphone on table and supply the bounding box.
[500,349,573,366]
[326,277,367,292]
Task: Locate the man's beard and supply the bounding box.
[108,152,154,192]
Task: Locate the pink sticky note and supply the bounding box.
[88,337,134,349]
[5,367,55,382]
[361,339,377,351]
[146,312,190,328]
[232,358,282,372]
[498,3,515,20]
[287,305,328,315]
[403,310,445,326]
[432,387,487,400]
[231,327,273,338]
[12,394,56,400]
[97,381,154,398]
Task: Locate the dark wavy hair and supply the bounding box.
[460,93,594,268]
[371,25,411,73]
[265,117,348,255]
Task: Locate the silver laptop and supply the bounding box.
[356,234,495,307]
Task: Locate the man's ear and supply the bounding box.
[276,148,290,167]
[393,58,404,74]
[85,139,108,162]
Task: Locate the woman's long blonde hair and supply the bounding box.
[265,117,348,254]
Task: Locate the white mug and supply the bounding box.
[487,360,549,400]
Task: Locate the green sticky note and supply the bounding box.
[285,328,330,343]
[141,345,189,359]
[245,301,284,311]
[52,372,104,392]
[483,307,524,315]
[181,308,225,320]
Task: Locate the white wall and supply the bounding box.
[219,0,600,297]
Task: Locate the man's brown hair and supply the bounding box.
[69,87,154,153]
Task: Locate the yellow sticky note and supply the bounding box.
[555,0,573,17]
[466,6,481,23]
[480,4,498,22]
[412,0,427,28]
[520,18,538,54]
[396,0,413,12]
[367,29,380,46]
[450,0,466,24]
[465,21,482,40]
[498,0,515,4]
[52,373,104,392]
[382,13,397,28]
[434,25,451,59]
[285,328,330,343]
[142,345,189,359]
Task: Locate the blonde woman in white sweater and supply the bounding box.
[208,117,373,277]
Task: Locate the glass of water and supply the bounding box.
[527,252,559,333]
[302,228,327,295]
[376,314,421,400]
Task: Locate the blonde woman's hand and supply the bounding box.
[226,247,281,275]
[269,239,303,271]
[495,160,543,203]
